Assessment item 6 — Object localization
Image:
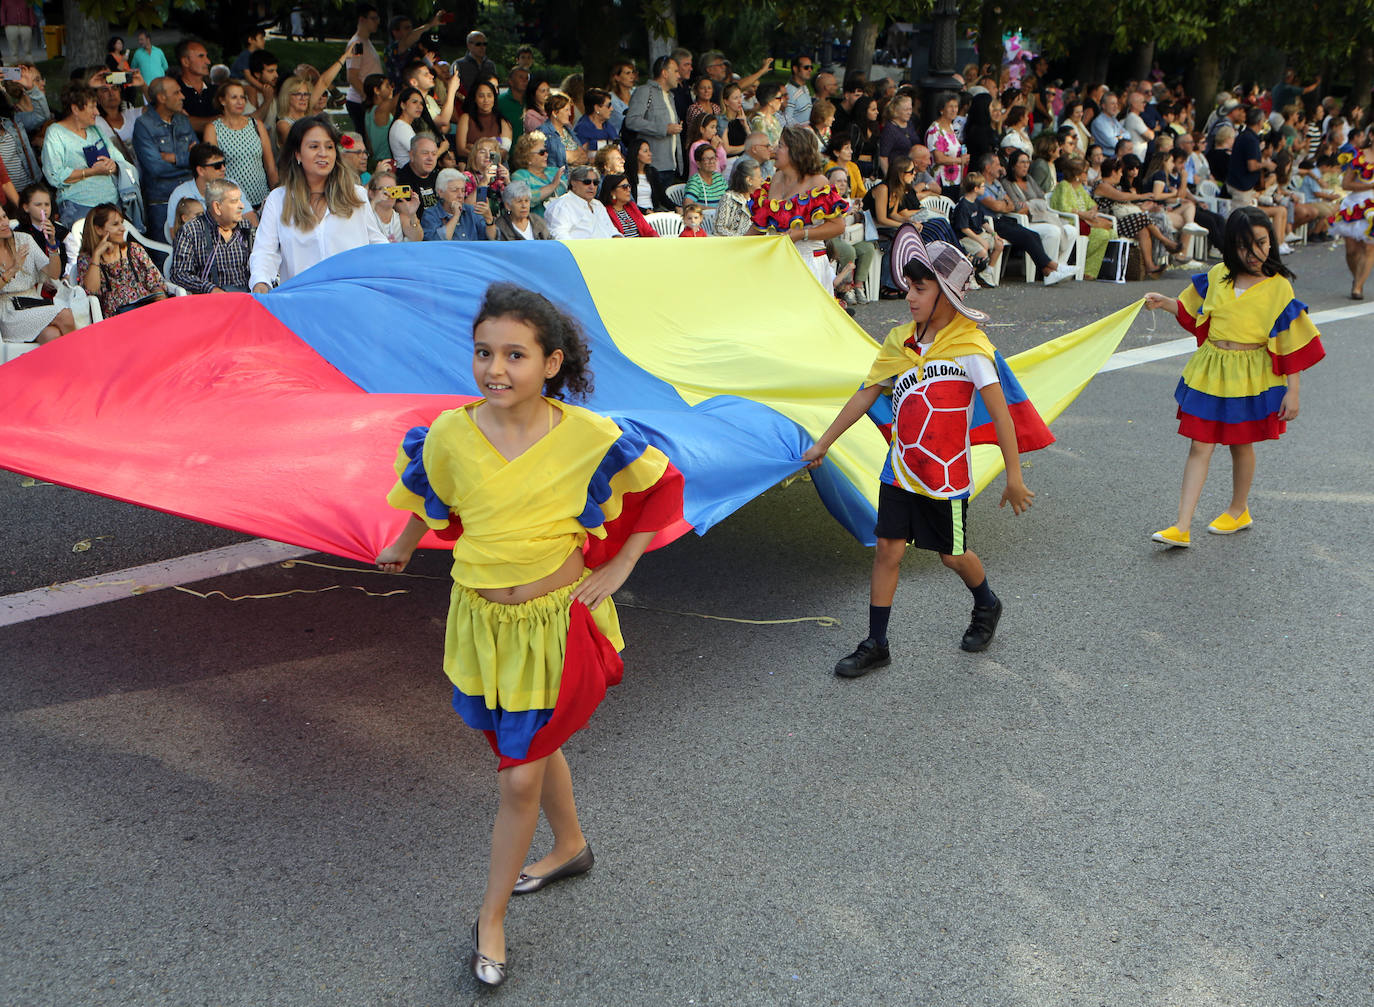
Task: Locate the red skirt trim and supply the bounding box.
[486,600,624,770]
[1177,410,1285,445]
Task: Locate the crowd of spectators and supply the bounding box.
[1,9,1366,347]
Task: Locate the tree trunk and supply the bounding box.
[1188,37,1221,112]
[1131,41,1154,83]
[977,3,1001,72]
[846,15,879,81]
[62,0,107,69]
[576,1,625,90]
[1352,43,1374,118]
[645,0,674,64]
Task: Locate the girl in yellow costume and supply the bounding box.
[1144,206,1323,548]
[376,283,683,988]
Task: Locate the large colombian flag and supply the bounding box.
[0,238,1140,557]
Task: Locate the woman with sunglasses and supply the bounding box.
[597,172,657,236]
[509,131,566,217]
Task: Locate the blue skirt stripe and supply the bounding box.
[1174,378,1287,424]
[451,688,552,761]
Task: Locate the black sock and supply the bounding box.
[868,605,891,646]
[970,578,997,609]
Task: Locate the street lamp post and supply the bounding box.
[922,0,962,131]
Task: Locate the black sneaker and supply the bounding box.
[834,638,890,678]
[959,599,1003,652]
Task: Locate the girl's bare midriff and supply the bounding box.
[476,548,586,605]
[1212,339,1265,351]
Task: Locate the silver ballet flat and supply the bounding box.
[511,843,594,895]
[469,919,506,988]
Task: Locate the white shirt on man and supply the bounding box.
[249,184,388,288]
[545,191,621,240]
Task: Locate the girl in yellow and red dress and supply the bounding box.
[747,124,848,291]
[1144,206,1324,548]
[376,283,683,988]
[1329,131,1374,299]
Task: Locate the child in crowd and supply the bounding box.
[679,202,708,237]
[802,233,1046,676]
[950,172,1002,283]
[170,198,204,246]
[376,283,683,987]
[1144,206,1323,547]
[15,184,69,273]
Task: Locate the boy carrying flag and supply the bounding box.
[802,227,1053,676]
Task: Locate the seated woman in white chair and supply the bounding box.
[0,213,75,344]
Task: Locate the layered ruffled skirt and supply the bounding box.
[446,572,624,770]
[1175,340,1288,444]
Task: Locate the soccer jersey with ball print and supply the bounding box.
[882,347,999,499]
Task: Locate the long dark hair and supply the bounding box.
[624,138,655,205]
[474,283,593,401]
[1222,205,1293,284]
[395,85,440,139]
[463,80,500,124]
[852,96,880,143]
[598,172,627,206]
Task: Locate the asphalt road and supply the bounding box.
[2,243,1371,1007]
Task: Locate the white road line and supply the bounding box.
[1101,302,1374,374]
[0,539,313,628]
[4,300,1372,629]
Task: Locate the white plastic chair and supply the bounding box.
[1181,221,1210,262]
[65,218,185,297]
[702,209,717,235]
[918,194,955,218]
[1,339,40,363]
[646,211,684,237]
[1052,209,1091,282]
[844,219,881,302]
[664,182,686,207]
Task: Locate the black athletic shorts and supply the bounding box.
[874,482,969,555]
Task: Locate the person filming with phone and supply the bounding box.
[344,3,384,137]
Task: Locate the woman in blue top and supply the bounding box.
[41,83,132,226]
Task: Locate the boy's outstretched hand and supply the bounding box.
[1000,481,1035,515]
[800,443,827,469]
[376,542,415,573]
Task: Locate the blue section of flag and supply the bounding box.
[257,243,859,540]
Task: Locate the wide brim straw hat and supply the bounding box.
[888,224,989,322]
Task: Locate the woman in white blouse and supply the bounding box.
[250,116,387,292]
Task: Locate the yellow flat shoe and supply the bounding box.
[1207,510,1253,535]
[1150,526,1191,548]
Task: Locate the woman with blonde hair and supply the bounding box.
[275,76,312,147]
[509,130,566,216]
[250,116,386,291]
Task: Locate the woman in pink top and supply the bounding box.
[925,92,967,195]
